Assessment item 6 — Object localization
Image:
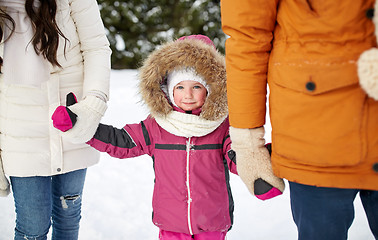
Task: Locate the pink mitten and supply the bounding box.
[252,143,283,200]
[52,93,78,132]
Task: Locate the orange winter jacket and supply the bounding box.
[221,0,378,190]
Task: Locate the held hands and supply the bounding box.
[52,93,107,143]
[0,157,10,197]
[230,126,285,200]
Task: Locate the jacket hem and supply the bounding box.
[273,160,378,191]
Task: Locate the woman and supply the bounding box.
[0,0,111,239]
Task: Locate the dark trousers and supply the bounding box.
[289,181,378,240]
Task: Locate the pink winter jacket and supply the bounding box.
[86,35,235,234]
[87,115,237,235]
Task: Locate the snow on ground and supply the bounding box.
[0,70,375,240]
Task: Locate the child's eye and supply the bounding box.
[176,86,184,90]
[193,85,202,89]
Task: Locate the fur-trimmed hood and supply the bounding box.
[138,36,227,121]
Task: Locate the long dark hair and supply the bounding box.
[0,9,14,68]
[1,0,67,67]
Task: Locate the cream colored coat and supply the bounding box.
[0,0,111,177]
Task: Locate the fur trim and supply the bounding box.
[138,37,227,121]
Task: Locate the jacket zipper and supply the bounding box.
[186,137,193,235]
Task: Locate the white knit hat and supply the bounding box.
[166,67,210,108]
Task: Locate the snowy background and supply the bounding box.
[0,70,375,239]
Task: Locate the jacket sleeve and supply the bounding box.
[221,0,279,128]
[70,0,111,99]
[223,134,238,175]
[87,120,152,159]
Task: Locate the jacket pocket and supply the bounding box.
[270,59,359,96]
[269,65,366,167]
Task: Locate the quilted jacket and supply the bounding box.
[0,0,111,176]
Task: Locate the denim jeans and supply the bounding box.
[289,181,378,240]
[10,169,87,240]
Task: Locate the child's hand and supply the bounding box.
[254,178,283,200]
[230,127,285,200]
[52,92,78,132]
[250,143,283,200]
[51,92,107,144]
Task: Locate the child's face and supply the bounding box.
[173,80,207,111]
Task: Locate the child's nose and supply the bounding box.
[184,89,193,97]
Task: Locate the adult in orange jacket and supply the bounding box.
[221,0,378,239]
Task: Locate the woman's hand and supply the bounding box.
[230,126,285,200]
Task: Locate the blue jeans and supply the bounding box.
[10,169,87,240]
[289,181,378,240]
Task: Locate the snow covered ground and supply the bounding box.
[0,70,375,239]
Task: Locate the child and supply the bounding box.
[52,35,280,239]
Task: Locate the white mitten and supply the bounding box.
[61,95,107,144]
[357,0,378,100]
[0,157,10,197]
[357,48,378,100]
[230,126,285,200]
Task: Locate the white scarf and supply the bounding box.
[1,0,50,87]
[154,111,226,138]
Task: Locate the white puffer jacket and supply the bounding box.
[0,0,111,177]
